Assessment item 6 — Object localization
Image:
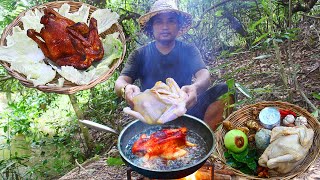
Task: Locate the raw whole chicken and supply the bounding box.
[258,125,314,173]
[132,127,196,160]
[123,78,188,124]
[27,8,104,70]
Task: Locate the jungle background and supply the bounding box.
[0,0,319,179]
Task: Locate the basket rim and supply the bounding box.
[223,101,320,125]
[214,101,320,180]
[0,1,127,94]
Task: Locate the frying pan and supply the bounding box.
[80,114,215,179]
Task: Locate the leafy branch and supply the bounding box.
[192,0,233,29]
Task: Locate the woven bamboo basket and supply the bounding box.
[215,101,320,179]
[0,1,126,94]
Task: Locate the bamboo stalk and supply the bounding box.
[287,0,293,101]
[273,40,288,88]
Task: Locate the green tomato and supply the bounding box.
[224,129,248,153]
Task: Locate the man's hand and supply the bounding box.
[123,78,188,124]
[181,85,197,109]
[180,69,210,109]
[115,75,141,107]
[124,84,141,107]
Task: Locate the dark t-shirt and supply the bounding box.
[121,40,206,91]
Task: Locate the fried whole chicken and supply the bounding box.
[132,127,196,160]
[27,8,104,70]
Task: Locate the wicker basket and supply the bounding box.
[215,101,320,179]
[0,1,126,94]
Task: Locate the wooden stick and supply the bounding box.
[214,173,232,180]
[75,159,87,172]
[303,14,320,19]
[214,169,235,176]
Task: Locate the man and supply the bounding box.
[115,0,233,130]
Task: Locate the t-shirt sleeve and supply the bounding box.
[188,45,207,75]
[120,49,141,81]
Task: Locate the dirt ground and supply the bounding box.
[58,151,320,180]
[58,17,319,180]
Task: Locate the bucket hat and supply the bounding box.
[138,0,193,37]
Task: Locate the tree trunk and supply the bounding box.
[68,94,94,156]
[222,8,248,37]
[292,0,318,13]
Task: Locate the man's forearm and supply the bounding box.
[193,69,211,94]
[115,75,132,97]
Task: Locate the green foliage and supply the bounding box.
[0,154,31,179]
[312,92,320,100]
[249,16,267,31]
[218,79,236,103]
[0,88,84,179]
[224,147,259,175]
[252,28,300,49]
[252,33,269,46]
[311,110,319,119]
[220,78,267,108]
[218,50,233,59]
[310,92,319,119]
[106,157,124,166]
[253,54,272,60]
[103,0,151,67]
[82,72,125,126]
[1,90,57,135]
[214,10,224,17]
[0,0,319,178]
[0,0,30,34]
[235,82,252,99]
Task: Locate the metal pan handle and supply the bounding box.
[79,120,119,135]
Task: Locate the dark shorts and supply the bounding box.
[186,83,228,120]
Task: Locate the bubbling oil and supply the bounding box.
[124,125,207,170]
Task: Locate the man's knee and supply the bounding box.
[211,83,235,117]
[209,83,228,96]
[212,83,236,104]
